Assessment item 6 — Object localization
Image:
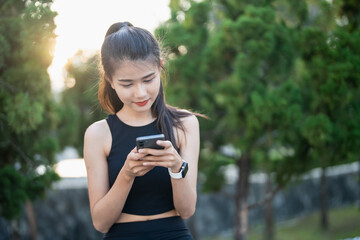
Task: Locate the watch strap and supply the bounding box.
[168,161,188,179]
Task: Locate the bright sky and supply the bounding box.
[48,0,170,92]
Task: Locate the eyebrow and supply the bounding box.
[118,72,155,82]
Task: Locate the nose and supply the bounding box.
[134,83,147,98]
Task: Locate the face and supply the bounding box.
[109,60,161,115]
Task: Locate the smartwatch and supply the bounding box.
[168,161,188,179]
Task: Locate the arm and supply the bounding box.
[84,120,150,233]
[170,114,199,219]
[140,114,200,219]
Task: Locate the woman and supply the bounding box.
[83,22,201,239]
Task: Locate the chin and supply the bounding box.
[134,105,152,112]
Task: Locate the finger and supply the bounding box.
[138,148,166,156]
[143,161,173,168]
[126,159,145,170]
[132,146,147,157]
[138,142,175,155]
[131,146,138,153]
[128,152,141,160]
[156,140,173,149]
[129,148,148,160]
[133,165,154,176]
[141,155,175,162]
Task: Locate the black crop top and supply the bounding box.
[106,114,174,215]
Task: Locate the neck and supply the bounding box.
[117,106,155,126]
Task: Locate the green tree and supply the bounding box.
[0,0,60,236]
[156,0,360,239]
[292,0,360,231]
[205,5,304,240]
[335,0,360,212]
[57,50,106,156]
[157,1,305,240]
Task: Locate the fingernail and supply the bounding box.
[143,162,147,166]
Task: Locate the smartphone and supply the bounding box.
[136,134,165,151]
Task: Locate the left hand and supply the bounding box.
[138,140,183,172]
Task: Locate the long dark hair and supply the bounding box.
[98,22,203,151]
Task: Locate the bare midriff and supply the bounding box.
[116,209,178,223]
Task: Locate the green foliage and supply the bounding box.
[297,19,360,168]
[0,165,60,220]
[157,0,360,190]
[0,0,59,220]
[155,0,210,109]
[301,114,332,148]
[205,3,302,178]
[199,148,235,192]
[0,166,28,220]
[338,0,360,31]
[157,0,303,191]
[26,168,60,200]
[57,50,106,155]
[157,0,360,238]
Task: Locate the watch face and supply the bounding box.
[181,162,189,178]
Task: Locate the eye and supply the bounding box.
[122,83,132,88]
[144,78,154,83]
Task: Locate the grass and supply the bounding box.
[202,205,360,240]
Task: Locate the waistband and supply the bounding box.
[104,216,187,237]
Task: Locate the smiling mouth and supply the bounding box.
[134,99,149,106]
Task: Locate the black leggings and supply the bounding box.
[103,216,193,240]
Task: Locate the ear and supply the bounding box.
[160,59,163,68]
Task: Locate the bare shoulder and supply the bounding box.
[174,109,199,137]
[84,119,112,156]
[84,119,110,140]
[178,109,199,130]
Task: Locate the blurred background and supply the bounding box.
[0,0,359,240]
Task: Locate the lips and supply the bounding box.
[134,99,149,106]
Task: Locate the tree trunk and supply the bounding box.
[264,172,274,240]
[26,200,38,240]
[234,154,250,240]
[11,219,21,240]
[320,166,329,231]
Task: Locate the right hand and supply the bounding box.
[121,147,154,179]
